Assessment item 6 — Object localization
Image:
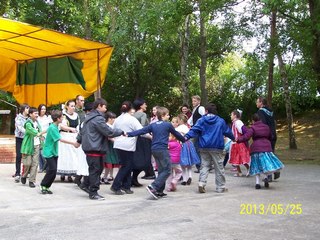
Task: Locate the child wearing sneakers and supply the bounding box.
[127,107,185,199]
[20,107,44,188]
[40,110,78,194]
[166,134,182,192]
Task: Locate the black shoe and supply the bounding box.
[142,175,156,180]
[79,184,90,194]
[21,177,26,184]
[60,176,65,182]
[121,188,134,194]
[186,178,192,185]
[132,180,143,187]
[67,176,73,182]
[263,178,269,188]
[274,172,280,180]
[181,181,187,186]
[255,184,261,189]
[89,194,105,200]
[29,182,36,188]
[110,187,124,195]
[194,169,200,173]
[101,178,111,185]
[157,192,167,198]
[74,176,82,186]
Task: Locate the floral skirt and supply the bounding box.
[249,152,284,176]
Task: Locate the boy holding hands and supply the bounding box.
[40,110,78,194]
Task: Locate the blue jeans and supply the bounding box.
[151,149,171,193]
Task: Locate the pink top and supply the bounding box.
[168,139,181,164]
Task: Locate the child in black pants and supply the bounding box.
[40,110,78,194]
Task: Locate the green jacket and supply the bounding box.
[21,119,43,155]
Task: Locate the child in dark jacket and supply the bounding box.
[237,113,284,189]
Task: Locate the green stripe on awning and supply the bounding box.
[16,56,85,89]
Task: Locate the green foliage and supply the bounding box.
[1,0,319,118]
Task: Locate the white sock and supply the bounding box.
[255,175,260,184]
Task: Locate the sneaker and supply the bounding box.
[255,184,261,189]
[186,177,192,185]
[21,177,26,184]
[274,172,280,180]
[198,186,206,193]
[157,192,167,198]
[89,194,105,200]
[216,188,228,193]
[110,187,124,195]
[40,185,47,194]
[146,185,158,200]
[14,176,21,183]
[46,188,53,194]
[263,178,269,188]
[29,182,36,188]
[121,188,134,194]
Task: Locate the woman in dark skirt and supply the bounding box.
[131,98,155,187]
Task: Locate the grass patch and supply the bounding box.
[275,109,320,165]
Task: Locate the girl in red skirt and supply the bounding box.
[228,109,250,177]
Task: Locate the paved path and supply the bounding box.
[0,163,319,240]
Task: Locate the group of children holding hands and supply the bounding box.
[16,98,284,200]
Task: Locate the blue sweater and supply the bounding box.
[127,121,185,150]
[185,114,234,150]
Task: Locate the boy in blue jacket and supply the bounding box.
[185,103,234,194]
[127,107,185,199]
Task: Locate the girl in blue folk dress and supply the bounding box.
[237,113,284,189]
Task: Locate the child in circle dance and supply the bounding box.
[166,134,183,191]
[101,111,120,184]
[175,114,200,185]
[237,113,284,189]
[228,109,250,177]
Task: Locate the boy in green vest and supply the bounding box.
[20,107,44,188]
[40,110,78,194]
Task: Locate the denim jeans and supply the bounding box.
[151,149,171,193]
[199,149,226,191]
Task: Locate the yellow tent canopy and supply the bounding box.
[0,17,113,107]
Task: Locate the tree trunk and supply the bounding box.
[277,53,297,149]
[308,0,320,94]
[267,10,276,108]
[272,10,297,149]
[180,14,191,106]
[199,4,208,105]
